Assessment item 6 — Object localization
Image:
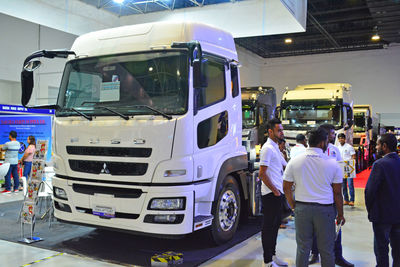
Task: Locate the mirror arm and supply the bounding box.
[23,50,75,68]
[171,41,202,65]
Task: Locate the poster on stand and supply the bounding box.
[21,202,35,224]
[339,160,356,179]
[26,180,41,202]
[31,160,45,180]
[35,140,48,160]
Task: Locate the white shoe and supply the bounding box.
[272,255,288,266]
[263,261,279,267]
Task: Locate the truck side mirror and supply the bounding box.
[21,70,34,107]
[274,106,281,119]
[24,60,41,72]
[193,58,208,89]
[21,59,42,107]
[367,116,373,130]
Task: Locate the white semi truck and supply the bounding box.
[279,83,354,146]
[20,22,261,244]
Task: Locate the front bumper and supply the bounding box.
[52,176,195,235]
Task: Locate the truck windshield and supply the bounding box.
[280,100,342,130]
[242,102,257,129]
[56,51,188,117]
[354,112,366,132]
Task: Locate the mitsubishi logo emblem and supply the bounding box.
[100,163,110,174]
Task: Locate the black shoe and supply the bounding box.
[335,257,354,267]
[309,254,319,264]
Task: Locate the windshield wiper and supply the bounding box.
[98,106,129,120]
[70,108,92,121]
[132,105,172,120]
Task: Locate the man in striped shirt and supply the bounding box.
[1,131,21,193]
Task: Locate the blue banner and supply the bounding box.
[0,115,52,162]
[0,104,54,115]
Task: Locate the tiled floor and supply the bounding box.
[202,205,382,267]
[0,240,121,267]
[0,200,386,267]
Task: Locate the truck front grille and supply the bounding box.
[72,184,142,198]
[69,160,148,176]
[66,146,152,158]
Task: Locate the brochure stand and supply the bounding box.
[18,140,48,244]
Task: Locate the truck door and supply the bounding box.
[193,57,231,182]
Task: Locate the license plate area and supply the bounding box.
[93,205,115,218]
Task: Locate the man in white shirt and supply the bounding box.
[283,128,345,267]
[259,118,288,267]
[290,134,307,159]
[311,124,354,267]
[338,133,356,206]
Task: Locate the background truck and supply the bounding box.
[353,104,379,147]
[353,104,379,170]
[20,22,262,245]
[242,86,276,166]
[279,83,354,146]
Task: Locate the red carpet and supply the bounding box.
[354,168,371,189]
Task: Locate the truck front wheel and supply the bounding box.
[210,175,241,245]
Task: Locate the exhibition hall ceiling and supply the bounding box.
[79,0,240,16]
[236,0,400,58]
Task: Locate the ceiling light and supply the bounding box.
[371,34,380,41]
[284,38,293,44]
[113,0,124,3]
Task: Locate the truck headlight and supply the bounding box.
[148,198,185,210]
[53,187,68,200]
[163,170,186,177]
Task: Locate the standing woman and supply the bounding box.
[19,136,36,181]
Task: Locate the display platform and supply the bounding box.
[0,200,261,266]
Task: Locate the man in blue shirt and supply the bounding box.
[365,133,400,267]
[1,131,21,193]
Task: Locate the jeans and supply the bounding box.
[372,223,400,267]
[261,193,284,263]
[311,229,343,259]
[343,178,355,202]
[5,164,19,191]
[23,161,32,180]
[295,203,336,267]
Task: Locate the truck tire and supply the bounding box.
[210,175,241,245]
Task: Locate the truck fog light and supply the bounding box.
[164,169,186,177]
[148,198,185,210]
[53,187,68,200]
[154,214,176,223]
[144,214,184,224]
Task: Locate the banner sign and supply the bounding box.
[0,104,54,115]
[0,115,52,162]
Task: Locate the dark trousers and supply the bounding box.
[372,223,400,267]
[261,192,284,263]
[343,178,355,202]
[311,229,343,259]
[23,161,32,180]
[5,164,19,191]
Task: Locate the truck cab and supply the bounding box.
[20,22,256,245]
[279,83,354,146]
[242,87,276,145]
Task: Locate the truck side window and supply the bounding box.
[196,61,226,109]
[197,111,229,149]
[230,64,239,98]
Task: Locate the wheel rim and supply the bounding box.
[218,189,238,232]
